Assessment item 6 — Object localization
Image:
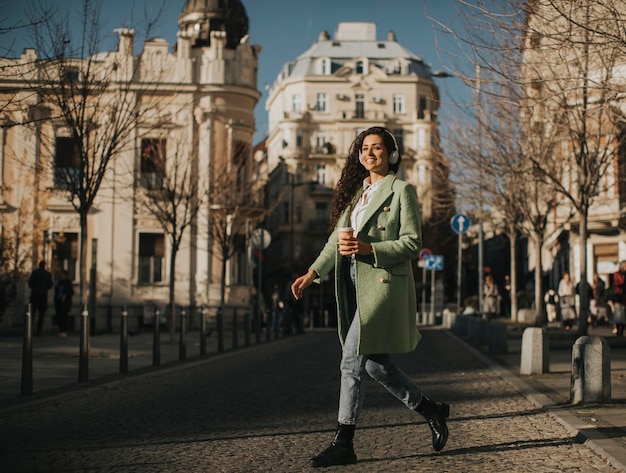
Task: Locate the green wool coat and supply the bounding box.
[310,173,422,356]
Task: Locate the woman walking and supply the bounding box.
[291,126,449,468]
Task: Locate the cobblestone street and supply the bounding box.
[0,328,622,472]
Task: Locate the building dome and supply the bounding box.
[179,0,249,49]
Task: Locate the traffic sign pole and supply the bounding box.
[430,268,436,324]
[451,214,470,315]
[457,232,462,314]
[421,265,427,324]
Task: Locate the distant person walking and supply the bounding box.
[558,272,576,330]
[482,274,500,320]
[28,261,53,336]
[544,289,559,324]
[609,261,626,337]
[54,270,74,337]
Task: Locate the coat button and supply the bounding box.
[380,278,388,283]
[383,206,390,212]
[377,225,385,230]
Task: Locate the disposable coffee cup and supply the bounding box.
[338,227,354,239]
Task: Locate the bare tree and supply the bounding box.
[431,0,626,334]
[21,0,167,311]
[206,140,282,350]
[135,135,209,340]
[521,0,626,334]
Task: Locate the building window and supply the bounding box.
[355,93,365,119]
[417,95,428,120]
[140,138,165,189]
[63,69,79,83]
[232,140,250,190]
[292,93,302,113]
[393,128,405,154]
[296,130,303,148]
[316,134,327,152]
[138,233,164,284]
[320,58,331,75]
[317,165,327,185]
[316,93,328,112]
[55,137,80,189]
[295,203,302,224]
[417,129,426,149]
[393,94,405,114]
[315,202,328,221]
[53,232,78,281]
[418,164,427,184]
[356,60,364,74]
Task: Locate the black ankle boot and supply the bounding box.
[415,396,450,452]
[310,423,357,468]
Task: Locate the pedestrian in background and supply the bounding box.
[291,126,449,468]
[270,284,284,335]
[592,273,608,326]
[501,274,511,318]
[544,288,559,324]
[558,272,576,330]
[28,261,53,336]
[54,270,74,337]
[609,261,626,336]
[482,274,500,320]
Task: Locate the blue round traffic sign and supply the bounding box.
[451,214,471,234]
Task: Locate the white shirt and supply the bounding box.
[350,178,384,233]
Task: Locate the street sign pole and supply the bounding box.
[451,214,471,315]
[430,268,436,325]
[422,265,427,324]
[457,232,462,314]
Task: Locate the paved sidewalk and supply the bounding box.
[0,327,275,407]
[455,323,626,471]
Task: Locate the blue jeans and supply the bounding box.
[337,259,424,425]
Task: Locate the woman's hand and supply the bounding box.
[291,269,317,300]
[338,233,373,256]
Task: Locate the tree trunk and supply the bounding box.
[533,232,545,326]
[168,245,178,341]
[79,211,89,310]
[578,210,589,335]
[509,230,518,323]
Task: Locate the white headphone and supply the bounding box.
[358,128,400,165]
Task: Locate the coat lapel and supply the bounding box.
[357,173,396,233]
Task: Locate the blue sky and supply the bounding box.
[2,0,471,143]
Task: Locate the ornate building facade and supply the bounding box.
[263,22,454,302]
[0,0,261,328]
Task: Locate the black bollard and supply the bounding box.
[153,308,160,366]
[79,306,89,384]
[21,304,33,395]
[244,308,251,347]
[200,307,207,356]
[232,308,238,350]
[179,307,186,361]
[120,306,128,374]
[217,307,224,353]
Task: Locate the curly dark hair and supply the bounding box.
[328,127,401,230]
